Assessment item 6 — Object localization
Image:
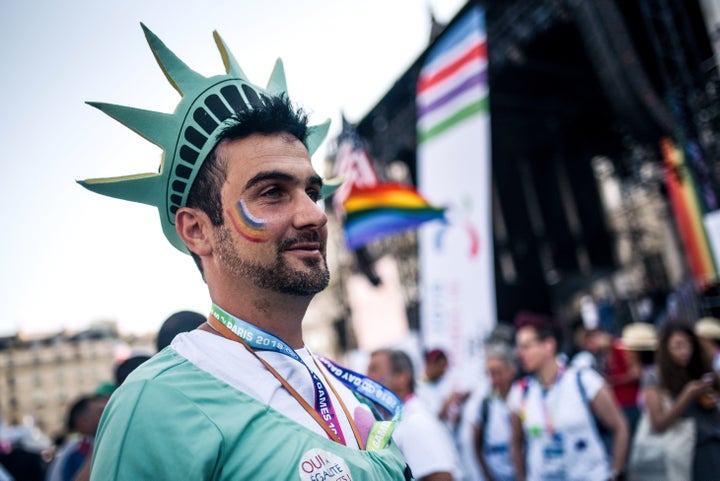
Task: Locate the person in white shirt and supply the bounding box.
[508,311,629,481]
[473,342,518,481]
[416,349,470,431]
[368,348,465,481]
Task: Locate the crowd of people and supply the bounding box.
[4,313,720,481]
[361,312,720,481]
[394,312,720,481]
[5,306,720,481]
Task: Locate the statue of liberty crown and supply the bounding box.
[78,23,337,254]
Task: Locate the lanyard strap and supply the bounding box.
[540,366,566,434]
[314,356,402,451]
[520,366,566,435]
[314,356,402,421]
[209,304,347,446]
[311,356,366,449]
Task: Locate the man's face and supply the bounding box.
[214,133,329,296]
[516,326,552,373]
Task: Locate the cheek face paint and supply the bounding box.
[227,199,269,243]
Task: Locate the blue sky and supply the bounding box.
[0,0,466,335]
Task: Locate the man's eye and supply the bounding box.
[308,189,322,202]
[261,187,282,197]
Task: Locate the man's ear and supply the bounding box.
[176,207,213,257]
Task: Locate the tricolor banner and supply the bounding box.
[416,5,495,390]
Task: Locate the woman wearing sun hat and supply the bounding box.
[629,321,720,481]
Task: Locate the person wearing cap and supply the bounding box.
[695,317,720,373]
[416,349,451,416]
[416,348,470,431]
[81,25,409,480]
[508,311,629,481]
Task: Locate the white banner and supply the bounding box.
[417,6,495,391]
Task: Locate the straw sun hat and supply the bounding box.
[695,317,720,340]
[620,322,658,351]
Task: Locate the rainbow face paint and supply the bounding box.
[227,199,268,243]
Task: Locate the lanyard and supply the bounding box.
[539,366,566,434]
[314,356,402,420]
[209,303,348,446]
[314,356,402,451]
[520,366,566,435]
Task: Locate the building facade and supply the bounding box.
[0,324,154,438]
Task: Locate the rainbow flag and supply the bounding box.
[343,183,446,249]
[661,138,717,285]
[417,6,488,144]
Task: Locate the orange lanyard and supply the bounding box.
[207,316,365,449]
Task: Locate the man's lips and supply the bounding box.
[284,242,322,252]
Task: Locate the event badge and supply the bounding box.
[299,448,353,481]
[541,432,566,480]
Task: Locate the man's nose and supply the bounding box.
[294,193,327,229]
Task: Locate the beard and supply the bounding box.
[214,225,330,296]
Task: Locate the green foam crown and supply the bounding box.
[78,24,334,253]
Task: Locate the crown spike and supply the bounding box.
[212,31,248,80]
[87,102,179,152]
[320,176,345,198]
[305,119,331,156]
[266,58,288,95]
[140,23,206,96]
[77,173,163,207]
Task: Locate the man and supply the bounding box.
[81,25,410,480]
[367,349,464,481]
[46,395,107,481]
[508,312,628,481]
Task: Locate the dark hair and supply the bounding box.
[114,355,151,386]
[514,311,563,350]
[156,310,205,351]
[657,321,711,396]
[185,94,310,275]
[373,348,416,393]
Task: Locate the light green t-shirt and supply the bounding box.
[90,349,412,481]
